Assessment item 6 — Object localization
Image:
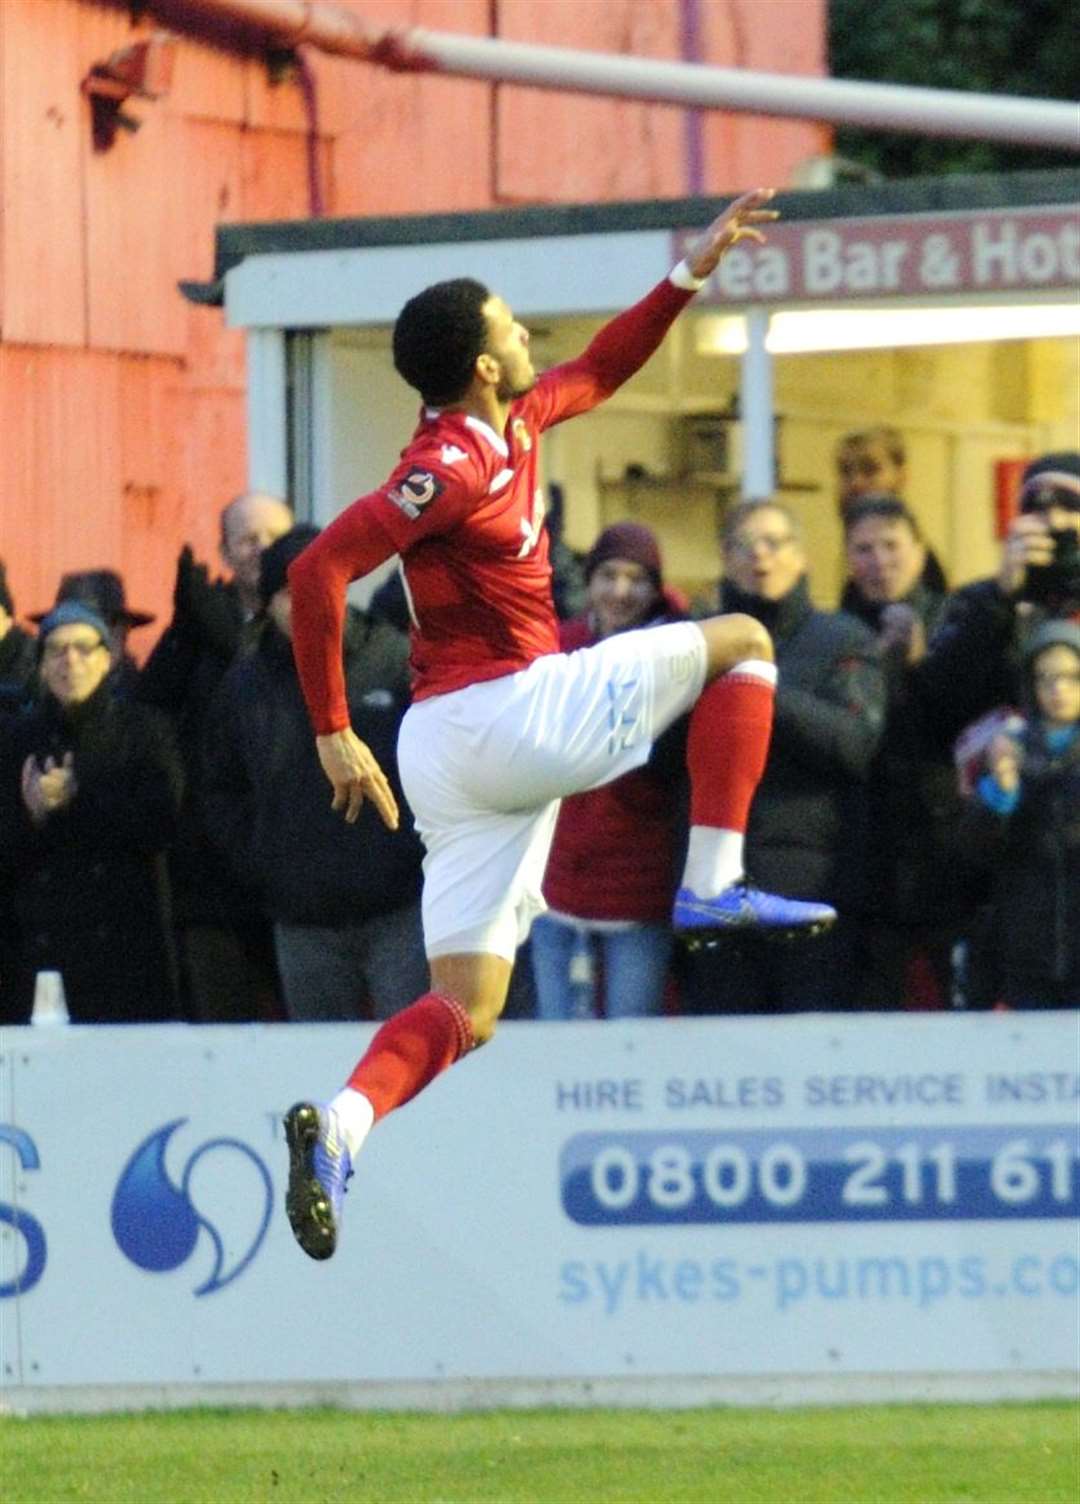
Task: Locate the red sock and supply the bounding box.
[687,669,774,829]
[346,992,475,1122]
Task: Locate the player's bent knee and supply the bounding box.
[429,951,511,1048]
[463,985,511,1047]
[698,612,774,676]
[470,1009,500,1046]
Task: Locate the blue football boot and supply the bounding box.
[673,879,837,947]
[284,1101,353,1261]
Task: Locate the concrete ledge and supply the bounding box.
[3,1371,1077,1417]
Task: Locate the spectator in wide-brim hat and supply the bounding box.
[31,568,155,698]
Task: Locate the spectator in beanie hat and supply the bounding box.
[585,520,662,589]
[531,521,689,1021]
[1018,451,1080,514]
[256,524,322,616]
[0,598,182,1024]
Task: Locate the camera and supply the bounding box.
[1023,528,1080,605]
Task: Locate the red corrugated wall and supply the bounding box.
[0,0,828,650]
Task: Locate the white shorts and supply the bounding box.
[397,620,707,961]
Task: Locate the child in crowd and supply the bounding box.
[962,621,1080,1008]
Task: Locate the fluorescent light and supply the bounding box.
[696,303,1080,356]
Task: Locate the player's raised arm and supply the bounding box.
[683,187,778,282]
[529,189,779,428]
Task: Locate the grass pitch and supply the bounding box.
[1,1401,1076,1503]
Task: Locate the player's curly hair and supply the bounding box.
[392,278,491,406]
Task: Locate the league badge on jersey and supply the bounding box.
[388,468,444,519]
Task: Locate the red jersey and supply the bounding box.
[290,272,696,734]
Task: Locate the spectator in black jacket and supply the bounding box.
[202,527,427,1022]
[138,491,294,1020]
[681,500,884,1013]
[841,497,981,1007]
[0,602,182,1023]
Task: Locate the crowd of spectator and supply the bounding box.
[1,441,1077,1024]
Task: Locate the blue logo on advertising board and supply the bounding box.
[0,1126,47,1297]
[111,1120,272,1296]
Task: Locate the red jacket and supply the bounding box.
[541,609,686,923]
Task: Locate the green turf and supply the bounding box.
[1,1402,1076,1503]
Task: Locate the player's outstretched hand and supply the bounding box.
[686,188,779,282]
[316,727,400,829]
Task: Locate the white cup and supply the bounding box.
[31,970,70,1026]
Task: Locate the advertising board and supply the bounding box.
[1,1014,1076,1406]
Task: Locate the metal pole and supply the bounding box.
[246,327,289,498]
[398,30,1079,151]
[740,310,775,501]
[151,0,1080,151]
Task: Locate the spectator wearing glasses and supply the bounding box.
[959,620,1080,1008]
[914,451,1080,749]
[0,602,183,1023]
[680,500,885,1013]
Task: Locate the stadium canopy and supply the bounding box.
[182,167,1080,505]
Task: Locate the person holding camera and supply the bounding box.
[958,620,1080,1008]
[913,451,1080,749]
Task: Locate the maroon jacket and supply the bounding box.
[541,607,687,923]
